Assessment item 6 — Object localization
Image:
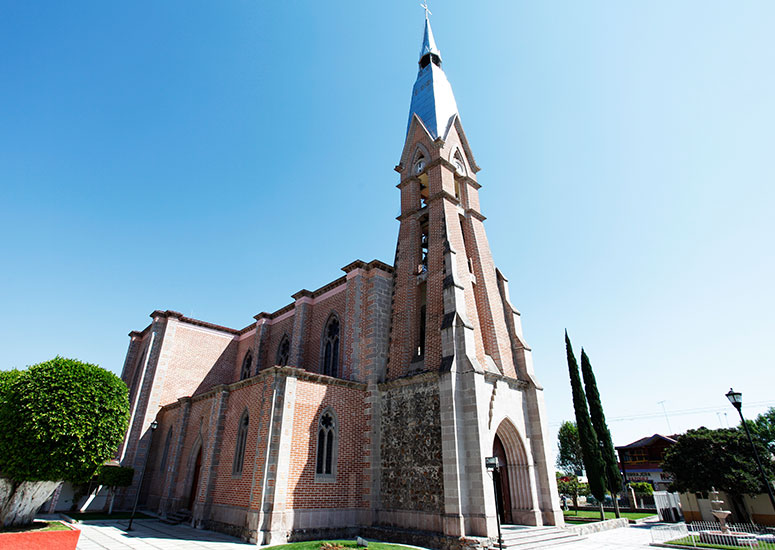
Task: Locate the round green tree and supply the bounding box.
[0,357,130,528]
[661,427,775,523]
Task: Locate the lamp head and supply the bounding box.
[485,456,500,471]
[150,420,159,431]
[726,388,742,411]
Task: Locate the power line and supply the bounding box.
[549,400,775,427]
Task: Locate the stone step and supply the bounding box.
[500,527,561,541]
[161,509,191,525]
[498,527,583,549]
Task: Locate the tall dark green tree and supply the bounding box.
[565,332,606,514]
[581,348,622,517]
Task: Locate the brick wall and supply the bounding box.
[303,288,347,376]
[210,377,273,510]
[163,323,238,399]
[286,379,368,509]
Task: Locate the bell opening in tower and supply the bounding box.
[420,218,429,274]
[417,281,427,358]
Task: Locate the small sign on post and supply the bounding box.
[485,457,503,550]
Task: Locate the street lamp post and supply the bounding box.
[725,388,775,513]
[127,419,158,531]
[485,457,504,550]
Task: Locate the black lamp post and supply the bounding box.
[485,456,503,550]
[127,419,158,531]
[725,388,775,513]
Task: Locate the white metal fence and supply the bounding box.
[653,491,684,522]
[651,521,775,548]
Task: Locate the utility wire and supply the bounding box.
[549,400,775,427]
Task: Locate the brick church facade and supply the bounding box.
[117,14,562,547]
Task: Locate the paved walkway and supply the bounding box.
[74,519,250,550]
[69,517,662,550]
[561,523,656,549]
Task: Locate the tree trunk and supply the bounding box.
[79,484,102,513]
[729,493,750,524]
[0,477,60,529]
[572,494,578,513]
[599,502,605,521]
[612,492,621,518]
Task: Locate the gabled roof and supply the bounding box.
[616,433,677,450]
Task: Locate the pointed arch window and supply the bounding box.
[240,350,253,380]
[321,315,340,377]
[315,410,337,479]
[412,148,430,209]
[232,410,249,476]
[276,335,290,366]
[452,150,466,202]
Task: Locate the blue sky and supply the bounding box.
[1,1,773,452]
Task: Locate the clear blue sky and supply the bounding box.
[2,1,773,453]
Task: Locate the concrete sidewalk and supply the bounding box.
[560,523,656,549]
[70,517,662,550]
[74,518,250,550]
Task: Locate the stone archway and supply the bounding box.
[494,418,540,525]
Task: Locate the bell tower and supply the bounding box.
[380,11,563,539]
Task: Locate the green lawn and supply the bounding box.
[67,511,154,521]
[0,520,72,533]
[563,510,655,521]
[264,540,417,550]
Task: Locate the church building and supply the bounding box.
[117,13,563,548]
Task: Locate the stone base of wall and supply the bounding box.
[202,518,248,540]
[362,525,490,550]
[288,526,360,542]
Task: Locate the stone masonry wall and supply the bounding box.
[380,376,443,513]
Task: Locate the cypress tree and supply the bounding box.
[581,348,623,517]
[565,332,607,510]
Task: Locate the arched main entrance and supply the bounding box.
[493,434,513,524]
[494,419,538,525]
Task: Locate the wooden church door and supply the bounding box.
[493,434,513,524]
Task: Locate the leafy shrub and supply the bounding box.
[630,481,654,495]
[0,357,130,484]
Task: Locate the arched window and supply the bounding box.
[240,350,253,380]
[315,409,337,478]
[276,335,290,366]
[321,315,340,377]
[232,410,249,476]
[160,427,174,473]
[452,149,466,201]
[412,148,430,209]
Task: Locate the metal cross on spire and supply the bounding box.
[420,1,432,18]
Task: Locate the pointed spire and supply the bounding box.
[406,9,459,140]
[419,11,441,64]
